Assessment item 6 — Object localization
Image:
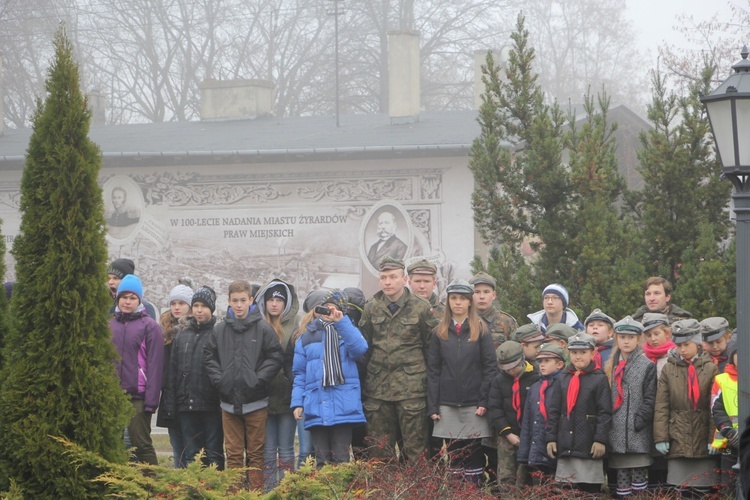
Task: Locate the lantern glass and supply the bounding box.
[706,99,735,168]
[736,97,750,167]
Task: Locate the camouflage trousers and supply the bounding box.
[496,435,527,485]
[363,397,428,461]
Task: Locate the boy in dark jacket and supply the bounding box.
[110,274,164,465]
[204,280,284,490]
[168,286,223,469]
[488,341,540,486]
[518,343,566,485]
[546,332,612,494]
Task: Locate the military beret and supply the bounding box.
[379,257,405,271]
[496,341,524,370]
[545,323,577,343]
[671,319,703,345]
[407,258,437,276]
[614,315,644,335]
[567,332,597,351]
[445,279,473,296]
[584,308,615,328]
[469,271,496,289]
[699,317,730,343]
[513,323,545,344]
[642,312,669,332]
[536,343,566,361]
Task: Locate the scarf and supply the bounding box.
[613,359,627,410]
[566,369,582,418]
[539,379,549,422]
[322,321,345,388]
[712,353,728,367]
[685,358,700,410]
[512,376,521,422]
[643,341,675,363]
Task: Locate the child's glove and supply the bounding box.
[655,442,670,455]
[546,442,557,459]
[708,443,721,455]
[722,427,740,448]
[590,442,606,459]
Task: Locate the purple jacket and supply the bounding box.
[110,306,164,412]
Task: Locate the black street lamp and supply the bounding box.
[701,46,750,494]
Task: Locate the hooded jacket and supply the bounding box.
[527,308,584,333]
[291,315,368,428]
[256,278,300,415]
[607,346,657,455]
[653,349,718,459]
[204,307,284,415]
[631,303,692,324]
[110,305,164,412]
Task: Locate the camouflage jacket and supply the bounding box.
[480,306,518,348]
[428,292,445,317]
[359,288,440,401]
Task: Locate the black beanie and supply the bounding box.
[108,258,135,279]
[192,286,217,313]
[264,284,288,304]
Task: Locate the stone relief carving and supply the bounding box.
[0,191,21,209]
[408,209,431,245]
[421,175,442,200]
[297,179,412,202]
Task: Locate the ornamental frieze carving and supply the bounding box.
[297,179,412,202]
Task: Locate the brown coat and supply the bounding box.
[653,350,718,459]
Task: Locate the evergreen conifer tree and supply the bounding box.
[564,92,646,318]
[0,26,131,497]
[630,68,731,280]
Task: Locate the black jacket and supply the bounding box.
[488,361,540,436]
[427,320,497,416]
[168,316,220,413]
[204,308,284,415]
[545,361,612,459]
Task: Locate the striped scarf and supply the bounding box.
[322,321,345,388]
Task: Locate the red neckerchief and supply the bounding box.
[724,363,738,381]
[686,358,700,410]
[512,376,521,422]
[539,379,549,422]
[566,369,582,418]
[712,353,728,366]
[643,341,675,363]
[593,351,602,370]
[613,359,627,410]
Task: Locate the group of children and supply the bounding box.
[108,266,739,497]
[486,308,738,498]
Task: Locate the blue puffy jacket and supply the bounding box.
[291,315,368,429]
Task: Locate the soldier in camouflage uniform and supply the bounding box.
[360,257,440,461]
[407,258,445,316]
[469,272,518,348]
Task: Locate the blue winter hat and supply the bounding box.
[543,283,569,308]
[116,274,143,303]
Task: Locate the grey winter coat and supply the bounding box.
[608,346,657,455]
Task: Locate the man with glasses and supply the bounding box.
[526,284,583,334]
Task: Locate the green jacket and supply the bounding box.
[480,306,518,347]
[632,304,692,324]
[360,288,440,401]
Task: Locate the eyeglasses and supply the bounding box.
[543,295,561,302]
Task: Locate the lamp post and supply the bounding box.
[701,46,750,494]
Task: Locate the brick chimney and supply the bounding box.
[199,79,274,120]
[388,31,420,123]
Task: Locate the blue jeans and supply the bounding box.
[264,413,296,491]
[297,417,313,468]
[168,425,186,468]
[179,411,224,469]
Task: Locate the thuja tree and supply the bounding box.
[0,220,8,370]
[0,26,131,497]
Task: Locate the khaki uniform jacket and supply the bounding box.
[653,350,718,459]
[359,288,440,401]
